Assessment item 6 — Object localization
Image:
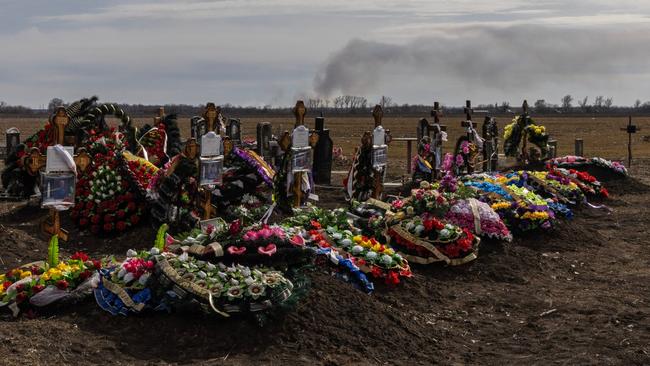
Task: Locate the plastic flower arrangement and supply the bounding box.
[223,224,313,269]
[159,252,297,315]
[1,237,100,316]
[444,199,512,242]
[387,213,479,265]
[550,168,608,198]
[320,226,411,285]
[109,249,157,290]
[70,131,146,236]
[591,157,628,176]
[506,185,555,230]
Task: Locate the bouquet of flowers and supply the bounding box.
[591,157,628,176]
[550,168,608,198]
[444,198,512,242]
[316,226,411,285]
[223,224,313,270]
[122,151,160,196]
[505,185,555,231]
[387,214,479,265]
[157,252,298,316]
[94,247,168,316]
[528,170,585,204]
[1,237,100,316]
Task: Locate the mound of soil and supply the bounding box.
[0,175,649,365]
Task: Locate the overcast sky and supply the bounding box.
[1,0,650,108]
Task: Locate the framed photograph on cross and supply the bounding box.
[199,156,224,186]
[41,172,76,209]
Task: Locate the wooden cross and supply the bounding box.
[621,116,640,168]
[461,100,478,135]
[278,101,319,208]
[203,103,221,133]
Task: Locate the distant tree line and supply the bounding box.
[2,95,650,117]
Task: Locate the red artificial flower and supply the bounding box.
[116,210,126,219]
[56,280,69,290]
[79,270,92,281]
[71,252,89,262]
[32,284,45,294]
[130,215,140,225]
[91,260,102,270]
[103,222,114,232]
[91,215,101,224]
[310,220,322,230]
[15,283,25,292]
[600,188,609,198]
[385,271,400,285]
[104,215,114,223]
[229,219,242,236]
[116,221,127,231]
[127,202,136,211]
[79,218,89,227]
[2,281,12,289]
[15,292,27,304]
[356,258,367,267]
[370,266,383,279]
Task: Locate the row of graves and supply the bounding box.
[0,96,630,322]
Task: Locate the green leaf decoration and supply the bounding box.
[47,234,59,268]
[154,224,169,251]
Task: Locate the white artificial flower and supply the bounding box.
[126,249,137,257]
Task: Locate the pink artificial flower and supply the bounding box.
[258,227,273,239]
[290,235,305,247]
[258,244,277,256]
[455,154,464,166]
[227,246,247,255]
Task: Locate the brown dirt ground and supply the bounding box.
[0,157,649,365]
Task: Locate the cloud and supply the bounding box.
[313,23,650,104]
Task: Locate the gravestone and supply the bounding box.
[256,122,273,164]
[5,127,20,160]
[227,118,242,145]
[312,115,333,184]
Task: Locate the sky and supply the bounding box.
[1,0,650,108]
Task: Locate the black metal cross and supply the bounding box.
[621,116,640,168]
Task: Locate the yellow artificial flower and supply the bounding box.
[371,244,382,252]
[41,273,50,281]
[0,284,4,294]
[20,271,31,279]
[491,202,511,211]
[352,235,362,244]
[383,248,395,256]
[0,274,5,282]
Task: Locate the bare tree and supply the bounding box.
[48,98,65,112]
[534,99,548,113]
[578,96,589,112]
[561,94,573,111]
[603,97,613,110]
[634,99,642,109]
[379,95,393,109]
[500,101,510,113]
[593,95,604,111]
